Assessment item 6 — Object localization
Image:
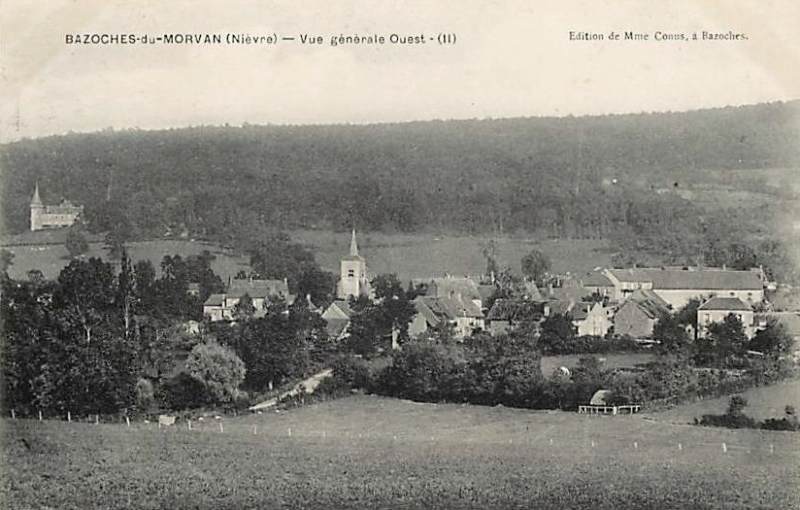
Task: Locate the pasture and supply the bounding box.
[1,232,610,284]
[291,229,611,281]
[540,352,655,376]
[3,395,798,509]
[1,240,250,283]
[651,377,800,423]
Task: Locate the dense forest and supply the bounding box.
[1,101,798,278]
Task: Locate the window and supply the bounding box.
[347,269,355,277]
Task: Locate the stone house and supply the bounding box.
[613,289,670,338]
[697,296,756,339]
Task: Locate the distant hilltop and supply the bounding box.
[0,100,797,238]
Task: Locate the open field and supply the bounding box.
[1,240,250,282]
[3,395,798,509]
[291,230,611,281]
[540,352,655,376]
[651,378,800,424]
[2,232,610,283]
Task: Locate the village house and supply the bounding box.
[411,275,486,311]
[613,289,670,338]
[29,183,83,231]
[485,299,541,336]
[603,266,764,310]
[409,294,485,340]
[571,301,613,337]
[321,299,355,340]
[580,271,615,298]
[203,277,294,321]
[697,296,756,339]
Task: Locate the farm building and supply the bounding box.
[603,266,764,309]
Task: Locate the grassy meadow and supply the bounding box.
[650,378,800,424]
[1,232,611,284]
[3,395,799,509]
[291,230,611,281]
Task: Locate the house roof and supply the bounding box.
[698,296,752,311]
[414,276,482,302]
[415,295,483,321]
[325,318,350,339]
[607,268,762,291]
[323,300,355,319]
[204,294,225,306]
[582,271,614,287]
[486,299,538,321]
[477,284,496,303]
[228,278,291,300]
[625,289,671,319]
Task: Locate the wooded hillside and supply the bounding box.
[1,101,797,264]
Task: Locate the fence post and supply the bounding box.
[10,409,15,420]
[722,443,727,453]
[38,410,43,421]
[253,424,257,435]
[633,441,638,449]
[288,427,292,437]
[591,440,595,448]
[219,422,224,433]
[187,420,191,431]
[67,411,71,423]
[770,444,774,455]
[126,416,130,427]
[95,414,99,425]
[678,443,682,451]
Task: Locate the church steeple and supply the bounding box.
[31,182,43,207]
[349,229,359,257]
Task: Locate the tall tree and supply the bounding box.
[521,249,551,285]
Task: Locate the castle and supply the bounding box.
[336,229,371,299]
[30,183,83,231]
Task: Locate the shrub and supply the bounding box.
[331,354,371,390]
[184,340,246,404]
[696,395,758,429]
[160,372,209,410]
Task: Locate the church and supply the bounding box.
[30,183,83,231]
[336,229,371,300]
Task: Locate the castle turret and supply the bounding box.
[30,182,44,231]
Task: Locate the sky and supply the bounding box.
[1,0,799,142]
